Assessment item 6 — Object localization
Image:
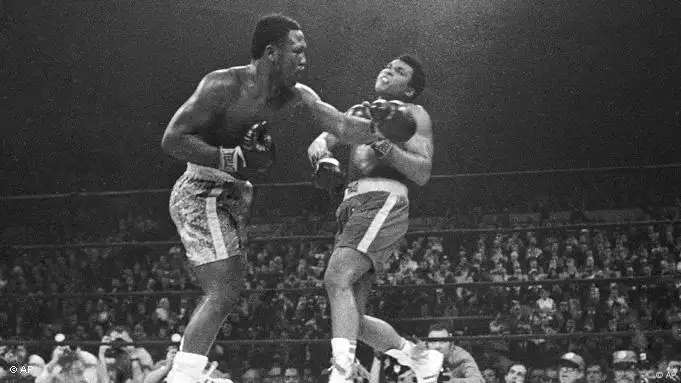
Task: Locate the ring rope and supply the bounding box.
[2,163,680,201]
[9,219,679,251]
[1,276,675,300]
[0,330,671,347]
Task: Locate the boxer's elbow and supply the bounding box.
[413,160,432,186]
[161,130,181,157]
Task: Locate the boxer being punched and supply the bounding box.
[162,14,379,383]
[307,54,442,383]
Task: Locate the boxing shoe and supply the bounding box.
[410,349,444,383]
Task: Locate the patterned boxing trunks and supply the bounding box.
[169,163,253,267]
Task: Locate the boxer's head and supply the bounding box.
[375,54,426,102]
[252,14,307,88]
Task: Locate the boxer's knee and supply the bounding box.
[203,289,240,318]
[193,257,244,318]
[324,247,372,293]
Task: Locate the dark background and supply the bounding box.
[1,0,680,195]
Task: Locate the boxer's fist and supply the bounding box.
[368,99,416,142]
[240,121,276,178]
[312,156,345,191]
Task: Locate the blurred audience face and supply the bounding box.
[559,364,583,383]
[284,367,301,383]
[545,367,558,383]
[506,364,527,383]
[483,368,499,383]
[268,367,283,383]
[242,368,261,383]
[529,369,545,383]
[427,328,451,355]
[613,364,636,383]
[302,367,313,383]
[586,365,604,383]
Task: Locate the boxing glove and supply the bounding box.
[312,155,345,191]
[368,99,417,142]
[218,121,276,180]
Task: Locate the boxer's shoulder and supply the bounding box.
[294,82,321,103]
[406,103,428,118]
[202,67,244,97]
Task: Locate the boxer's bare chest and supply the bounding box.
[201,85,306,146]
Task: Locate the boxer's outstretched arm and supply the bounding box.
[297,84,375,145]
[161,70,235,168]
[378,105,433,186]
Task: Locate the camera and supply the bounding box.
[105,337,129,358]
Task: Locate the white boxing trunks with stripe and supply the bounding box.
[334,177,410,273]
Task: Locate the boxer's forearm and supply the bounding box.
[162,133,221,168]
[310,101,375,145]
[382,145,432,186]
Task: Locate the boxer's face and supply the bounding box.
[375,59,414,99]
[272,30,307,88]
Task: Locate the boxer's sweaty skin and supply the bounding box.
[162,67,377,170]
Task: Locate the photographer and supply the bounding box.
[97,334,151,383]
[35,344,98,383]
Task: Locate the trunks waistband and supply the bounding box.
[184,163,251,188]
[343,178,408,201]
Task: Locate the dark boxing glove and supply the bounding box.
[368,99,417,142]
[218,121,276,179]
[311,155,345,191]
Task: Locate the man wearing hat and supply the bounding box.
[612,351,637,383]
[559,353,585,383]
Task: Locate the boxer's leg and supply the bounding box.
[181,257,244,355]
[355,273,403,352]
[168,179,245,383]
[324,246,372,381]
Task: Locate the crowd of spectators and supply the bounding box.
[2,204,681,382]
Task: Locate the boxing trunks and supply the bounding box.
[169,163,253,267]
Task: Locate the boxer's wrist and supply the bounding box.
[310,150,334,169]
[317,157,340,166]
[370,139,395,159]
[218,146,245,172]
